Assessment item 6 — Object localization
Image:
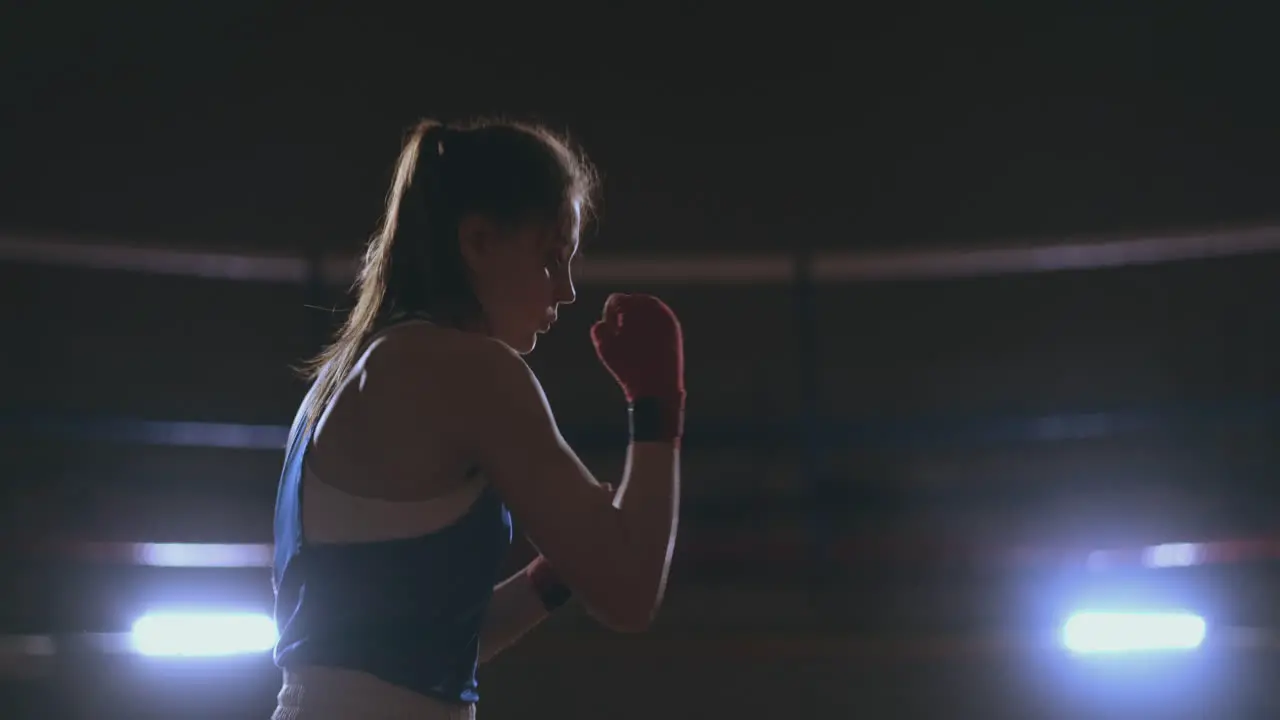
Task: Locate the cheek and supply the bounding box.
[532,265,558,302]
[491,258,554,308]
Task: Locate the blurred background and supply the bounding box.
[2,4,1279,718]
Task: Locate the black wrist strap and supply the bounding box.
[537,581,573,612]
[629,397,679,442]
[528,557,572,612]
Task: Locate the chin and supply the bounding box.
[512,334,538,355]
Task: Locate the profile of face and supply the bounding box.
[460,201,581,354]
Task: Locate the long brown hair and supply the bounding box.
[299,118,597,432]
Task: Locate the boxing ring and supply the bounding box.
[3,224,1280,717]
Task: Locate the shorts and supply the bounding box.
[272,666,475,720]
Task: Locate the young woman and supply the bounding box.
[271,119,684,719]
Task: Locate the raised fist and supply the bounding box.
[590,293,684,403]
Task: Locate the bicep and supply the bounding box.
[452,342,627,598]
[461,348,614,539]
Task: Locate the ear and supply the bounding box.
[457,214,499,270]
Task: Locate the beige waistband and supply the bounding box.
[274,666,475,720]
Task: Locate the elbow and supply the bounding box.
[580,545,673,633]
[593,579,665,634]
[611,618,654,634]
[598,601,659,634]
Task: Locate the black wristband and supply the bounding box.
[528,557,572,612]
[629,396,682,442]
[537,580,573,612]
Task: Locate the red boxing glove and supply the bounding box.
[590,293,685,444]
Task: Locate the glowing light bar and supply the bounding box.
[59,537,1280,570]
[130,612,278,657]
[132,542,274,568]
[3,224,1278,285]
[1141,542,1203,569]
[2,621,1276,678]
[1061,611,1207,654]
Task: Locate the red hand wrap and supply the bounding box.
[590,294,685,444]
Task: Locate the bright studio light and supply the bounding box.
[131,612,278,657]
[1062,611,1206,654]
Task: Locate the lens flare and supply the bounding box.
[1062,611,1206,654]
[130,612,278,657]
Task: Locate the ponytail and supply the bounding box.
[297,120,443,434]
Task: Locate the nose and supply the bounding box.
[554,271,577,306]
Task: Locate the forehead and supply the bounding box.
[545,199,581,247]
[562,198,582,233]
[512,199,581,251]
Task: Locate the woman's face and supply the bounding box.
[462,201,581,354]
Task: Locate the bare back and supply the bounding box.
[300,317,678,633]
[307,321,480,505]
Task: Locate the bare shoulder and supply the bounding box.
[321,324,553,483]
[363,324,536,395]
[355,325,551,448]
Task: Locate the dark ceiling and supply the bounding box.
[2,5,1277,255]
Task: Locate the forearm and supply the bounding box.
[612,441,679,623]
[478,564,551,663]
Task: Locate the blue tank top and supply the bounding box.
[272,378,513,704]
